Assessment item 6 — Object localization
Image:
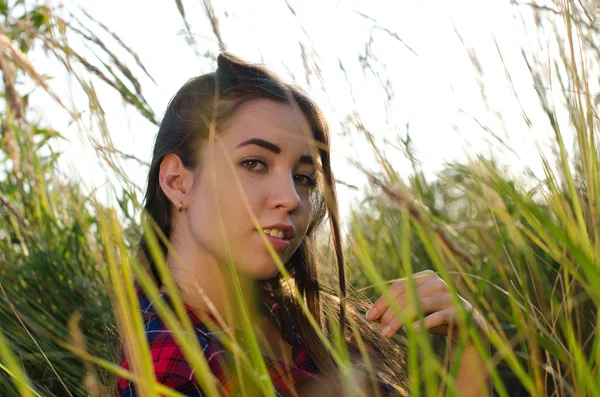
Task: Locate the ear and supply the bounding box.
[158,153,194,210]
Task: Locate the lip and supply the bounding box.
[263,234,291,251]
[257,223,295,252]
[261,223,295,239]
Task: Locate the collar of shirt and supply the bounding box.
[135,286,319,374]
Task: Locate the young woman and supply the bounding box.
[117,53,490,396]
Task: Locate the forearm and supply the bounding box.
[452,339,491,397]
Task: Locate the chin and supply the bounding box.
[256,266,281,280]
[234,251,289,280]
[247,260,281,280]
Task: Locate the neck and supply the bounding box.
[163,239,263,329]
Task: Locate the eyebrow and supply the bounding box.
[236,138,314,165]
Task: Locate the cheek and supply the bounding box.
[289,200,313,251]
[190,175,256,246]
[187,191,216,244]
[215,160,265,213]
[300,192,315,227]
[197,160,254,214]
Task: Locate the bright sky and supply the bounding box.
[33,0,567,222]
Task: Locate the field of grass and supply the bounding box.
[0,1,598,396]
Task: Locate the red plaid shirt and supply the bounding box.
[117,289,393,396]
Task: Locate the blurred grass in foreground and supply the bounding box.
[0,0,599,396]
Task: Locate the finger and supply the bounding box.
[411,308,455,335]
[379,295,452,338]
[379,294,451,328]
[367,272,448,323]
[368,274,438,322]
[366,270,437,321]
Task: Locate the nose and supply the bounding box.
[267,171,301,213]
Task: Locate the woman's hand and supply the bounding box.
[366,270,491,397]
[365,270,487,341]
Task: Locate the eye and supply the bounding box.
[240,158,267,172]
[294,173,317,187]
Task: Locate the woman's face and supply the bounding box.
[185,99,318,279]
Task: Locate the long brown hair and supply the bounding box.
[137,52,408,395]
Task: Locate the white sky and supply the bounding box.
[31,0,574,221]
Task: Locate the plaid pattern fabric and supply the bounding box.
[117,289,392,396]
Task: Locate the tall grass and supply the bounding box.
[0,0,598,396]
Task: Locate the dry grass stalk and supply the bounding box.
[367,172,479,268]
[172,0,198,53]
[68,312,106,397]
[75,7,156,84]
[355,11,418,57]
[0,282,74,397]
[66,20,143,95]
[0,33,70,114]
[0,41,22,177]
[42,35,157,125]
[202,0,225,51]
[0,194,30,230]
